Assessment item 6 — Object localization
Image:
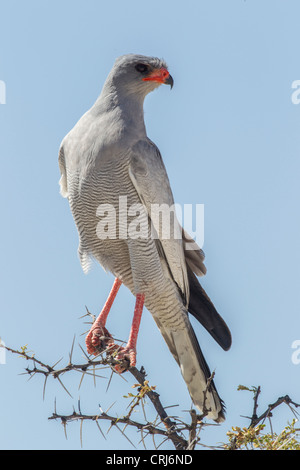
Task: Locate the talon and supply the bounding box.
[85,325,114,355]
[113,361,130,374]
[113,346,137,373]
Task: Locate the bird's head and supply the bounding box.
[107,54,174,98]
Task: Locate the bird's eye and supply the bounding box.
[135,63,149,74]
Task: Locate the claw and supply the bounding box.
[85,325,114,355]
[113,346,137,373]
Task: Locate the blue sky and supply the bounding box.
[1,0,300,450]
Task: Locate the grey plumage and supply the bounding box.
[59,54,231,422]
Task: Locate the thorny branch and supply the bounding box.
[2,337,213,450]
[3,315,299,450]
[250,392,300,428]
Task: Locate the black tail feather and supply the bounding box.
[187,265,232,351]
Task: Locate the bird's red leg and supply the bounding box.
[85,278,122,355]
[114,293,145,373]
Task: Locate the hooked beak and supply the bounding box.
[142,67,174,89]
[164,73,174,89]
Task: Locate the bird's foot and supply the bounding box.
[113,345,137,373]
[85,325,115,356]
[85,324,136,374]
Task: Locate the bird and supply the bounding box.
[58,54,231,422]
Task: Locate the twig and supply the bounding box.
[251,394,300,427]
[229,385,300,450]
[187,409,199,450]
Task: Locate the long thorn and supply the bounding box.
[57,377,73,398]
[69,335,76,363]
[95,419,106,440]
[43,375,48,400]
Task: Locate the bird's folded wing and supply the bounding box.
[128,139,189,305]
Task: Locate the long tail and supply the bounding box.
[153,314,225,422]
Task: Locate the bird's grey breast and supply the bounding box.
[61,107,143,274]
